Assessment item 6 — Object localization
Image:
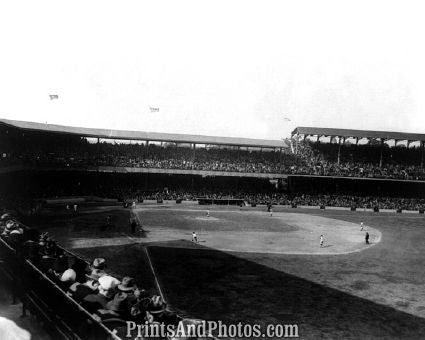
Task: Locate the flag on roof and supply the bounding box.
[49,94,59,100]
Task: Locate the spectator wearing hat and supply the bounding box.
[102,292,131,319]
[82,293,109,314]
[146,295,180,325]
[7,228,24,248]
[86,268,106,281]
[91,258,106,271]
[58,268,77,290]
[146,295,167,318]
[130,293,152,322]
[50,255,68,279]
[98,275,120,299]
[61,268,77,282]
[82,273,118,313]
[118,276,139,307]
[118,276,136,293]
[68,278,100,302]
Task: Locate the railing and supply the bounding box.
[0,237,121,340]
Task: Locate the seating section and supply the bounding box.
[0,213,192,339]
[2,126,425,180]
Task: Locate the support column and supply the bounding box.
[279,147,283,168]
[295,134,299,154]
[421,141,424,168]
[337,136,342,165]
[379,139,384,167]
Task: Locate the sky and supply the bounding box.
[0,0,424,141]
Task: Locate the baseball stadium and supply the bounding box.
[1,118,425,339]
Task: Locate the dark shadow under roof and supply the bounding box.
[0,118,285,148]
[292,126,425,142]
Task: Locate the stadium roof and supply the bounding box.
[0,118,285,148]
[292,126,425,142]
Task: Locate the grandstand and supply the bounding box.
[3,119,425,182]
[2,120,425,339]
[0,118,289,179]
[292,126,425,167]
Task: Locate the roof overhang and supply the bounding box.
[0,118,286,149]
[292,126,425,142]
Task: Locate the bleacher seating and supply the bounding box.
[0,213,203,340]
[2,124,425,181]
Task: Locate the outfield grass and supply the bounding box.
[36,204,425,339]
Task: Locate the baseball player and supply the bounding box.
[360,221,364,231]
[192,231,198,243]
[320,234,325,248]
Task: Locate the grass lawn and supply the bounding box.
[36,204,425,339]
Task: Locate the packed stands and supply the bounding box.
[3,120,425,339]
[3,119,425,181]
[292,127,425,180]
[290,140,425,180]
[1,170,424,212]
[0,212,204,340]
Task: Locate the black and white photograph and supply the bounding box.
[1,1,425,339]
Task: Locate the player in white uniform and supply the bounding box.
[320,234,325,247]
[206,210,210,218]
[192,231,198,243]
[360,221,364,231]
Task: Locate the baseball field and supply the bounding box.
[34,202,425,339]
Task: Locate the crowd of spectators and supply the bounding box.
[3,133,425,181]
[70,186,423,211]
[129,187,425,211]
[290,141,425,180]
[0,213,187,335]
[3,124,425,180]
[3,122,425,180]
[2,174,424,212]
[288,193,425,211]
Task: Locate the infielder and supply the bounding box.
[192,231,198,243]
[320,234,325,248]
